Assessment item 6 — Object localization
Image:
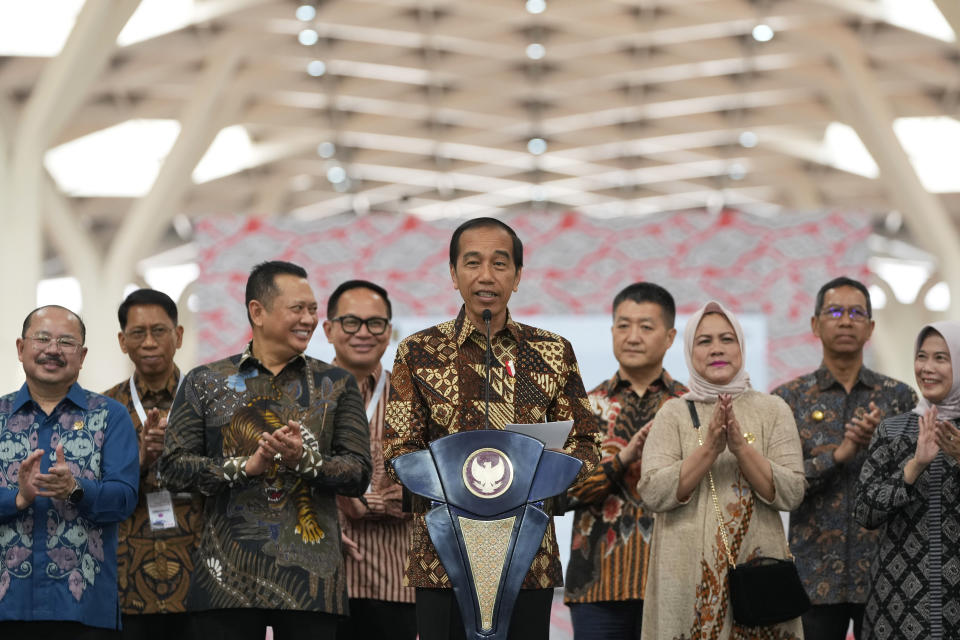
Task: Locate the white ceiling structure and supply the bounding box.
[0,0,958,387]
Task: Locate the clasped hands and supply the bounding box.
[15,444,78,510]
[701,394,750,457]
[244,420,304,477]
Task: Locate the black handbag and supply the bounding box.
[686,401,810,627]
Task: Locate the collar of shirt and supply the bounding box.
[12,380,88,414]
[815,363,880,392]
[332,358,383,396]
[607,368,672,396]
[453,305,521,348]
[132,366,181,402]
[238,341,308,373]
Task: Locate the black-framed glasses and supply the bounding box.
[28,334,83,354]
[820,305,870,323]
[331,315,390,335]
[124,325,174,344]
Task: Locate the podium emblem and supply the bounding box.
[462,448,513,498]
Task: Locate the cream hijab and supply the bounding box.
[913,321,960,421]
[682,301,751,402]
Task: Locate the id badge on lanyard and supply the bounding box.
[130,374,183,531]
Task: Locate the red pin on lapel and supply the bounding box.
[505,360,515,377]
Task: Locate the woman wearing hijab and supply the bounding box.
[855,321,960,639]
[638,301,806,639]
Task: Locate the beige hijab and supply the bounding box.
[913,321,960,421]
[681,301,751,403]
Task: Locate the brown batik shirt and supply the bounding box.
[158,345,372,615]
[103,367,204,615]
[383,307,601,590]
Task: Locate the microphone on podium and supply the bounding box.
[482,309,492,430]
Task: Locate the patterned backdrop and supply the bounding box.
[195,209,870,389]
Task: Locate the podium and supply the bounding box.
[392,429,582,640]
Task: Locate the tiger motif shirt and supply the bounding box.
[158,344,372,615]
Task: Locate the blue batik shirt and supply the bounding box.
[0,383,139,629]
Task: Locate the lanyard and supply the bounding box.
[129,373,183,425]
[366,369,387,424]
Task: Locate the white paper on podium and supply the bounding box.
[505,420,573,450]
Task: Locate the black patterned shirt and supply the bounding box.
[158,344,372,614]
[772,364,916,605]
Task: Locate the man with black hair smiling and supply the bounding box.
[159,261,371,640]
[103,289,202,640]
[324,280,415,640]
[384,218,600,640]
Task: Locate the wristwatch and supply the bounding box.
[67,479,84,505]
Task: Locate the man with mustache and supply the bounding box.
[103,289,202,640]
[772,277,916,639]
[0,305,139,636]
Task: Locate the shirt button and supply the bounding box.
[812,410,824,421]
[154,540,167,553]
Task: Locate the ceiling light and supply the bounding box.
[526,0,546,14]
[752,24,774,42]
[526,43,546,60]
[295,5,316,21]
[739,131,758,148]
[527,137,547,155]
[327,165,347,184]
[317,142,336,158]
[298,29,319,46]
[307,60,326,76]
[728,163,747,181]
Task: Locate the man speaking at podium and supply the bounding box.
[383,217,601,640]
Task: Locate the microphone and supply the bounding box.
[482,309,492,430]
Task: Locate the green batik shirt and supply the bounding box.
[158,344,372,615]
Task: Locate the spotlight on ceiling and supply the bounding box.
[307,60,326,77]
[526,0,546,14]
[298,29,319,46]
[527,137,548,155]
[738,131,758,148]
[752,24,774,42]
[526,43,546,60]
[295,5,316,21]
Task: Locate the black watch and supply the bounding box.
[67,480,84,505]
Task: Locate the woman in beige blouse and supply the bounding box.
[638,301,806,639]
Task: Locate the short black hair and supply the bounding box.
[245,260,309,326]
[814,276,872,318]
[327,280,392,320]
[449,217,523,270]
[21,305,86,344]
[612,282,677,328]
[118,289,178,330]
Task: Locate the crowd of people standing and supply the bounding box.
[0,217,956,640]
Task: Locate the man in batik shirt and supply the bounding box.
[772,276,915,639]
[103,289,202,640]
[564,282,687,639]
[384,217,600,640]
[159,261,372,640]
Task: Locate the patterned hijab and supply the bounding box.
[913,321,960,421]
[682,301,751,403]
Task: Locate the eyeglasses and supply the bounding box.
[820,305,870,323]
[331,315,390,335]
[124,326,174,344]
[28,334,83,354]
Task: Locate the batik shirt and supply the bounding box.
[772,365,916,605]
[0,383,139,629]
[855,412,960,640]
[158,345,372,615]
[103,367,203,615]
[384,307,601,590]
[564,370,687,604]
